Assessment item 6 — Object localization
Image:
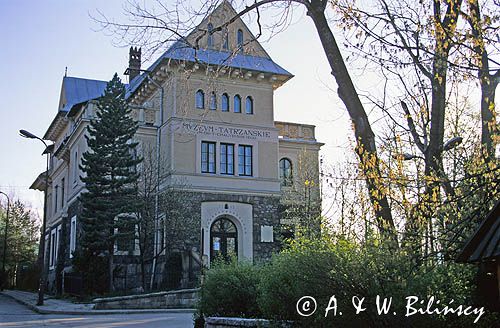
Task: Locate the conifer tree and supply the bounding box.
[75,73,142,294]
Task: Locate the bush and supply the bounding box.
[198,235,493,327]
[257,235,488,328]
[199,259,262,318]
[258,236,388,327]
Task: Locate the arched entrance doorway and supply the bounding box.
[210,217,238,261]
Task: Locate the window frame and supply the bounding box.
[221,93,229,112]
[222,27,229,50]
[49,226,61,269]
[49,229,56,269]
[234,94,241,113]
[210,217,238,262]
[210,91,217,110]
[220,143,235,175]
[196,89,205,109]
[69,216,77,258]
[73,150,78,185]
[237,29,244,50]
[245,96,253,114]
[207,23,214,48]
[201,141,217,174]
[279,158,293,186]
[54,185,59,213]
[116,219,136,253]
[238,145,253,176]
[61,177,65,208]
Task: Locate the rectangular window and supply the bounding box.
[49,228,57,268]
[238,145,253,176]
[73,150,78,184]
[201,141,216,173]
[220,143,234,175]
[69,216,77,258]
[157,217,165,255]
[54,185,59,213]
[116,218,136,253]
[61,178,65,208]
[57,225,62,263]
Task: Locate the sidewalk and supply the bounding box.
[0,290,196,315]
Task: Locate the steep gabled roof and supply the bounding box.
[44,76,109,140]
[59,76,108,112]
[127,1,293,98]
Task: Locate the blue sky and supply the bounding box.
[0,0,363,217]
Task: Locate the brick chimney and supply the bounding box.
[128,47,141,82]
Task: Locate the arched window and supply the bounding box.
[221,93,229,111]
[222,27,229,50]
[210,217,238,261]
[234,94,241,113]
[279,158,293,186]
[245,96,253,114]
[237,29,244,50]
[210,91,217,110]
[207,23,214,48]
[196,90,205,109]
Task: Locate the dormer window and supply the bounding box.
[208,23,214,48]
[196,90,205,109]
[237,29,244,50]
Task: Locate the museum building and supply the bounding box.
[30,1,323,292]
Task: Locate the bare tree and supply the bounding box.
[280,150,323,237]
[93,0,397,244]
[134,143,198,290]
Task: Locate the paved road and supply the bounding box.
[0,294,194,327]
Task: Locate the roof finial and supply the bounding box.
[64,66,68,77]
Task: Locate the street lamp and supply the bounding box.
[0,191,10,291]
[443,136,463,151]
[394,137,463,161]
[19,129,50,306]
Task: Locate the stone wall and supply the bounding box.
[47,190,282,293]
[175,191,282,263]
[93,288,199,309]
[205,317,292,328]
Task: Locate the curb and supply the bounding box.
[1,292,196,315]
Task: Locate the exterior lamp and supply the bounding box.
[443,136,463,151]
[395,137,463,161]
[0,191,10,291]
[19,129,50,306]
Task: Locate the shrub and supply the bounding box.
[198,235,492,327]
[258,235,485,328]
[199,259,262,318]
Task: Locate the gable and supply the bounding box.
[185,1,271,58]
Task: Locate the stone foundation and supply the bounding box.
[47,190,283,294]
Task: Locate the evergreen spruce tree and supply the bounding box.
[75,73,142,295]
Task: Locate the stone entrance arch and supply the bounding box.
[201,202,253,265]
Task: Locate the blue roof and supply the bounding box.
[126,41,293,98]
[165,41,292,75]
[61,76,108,112]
